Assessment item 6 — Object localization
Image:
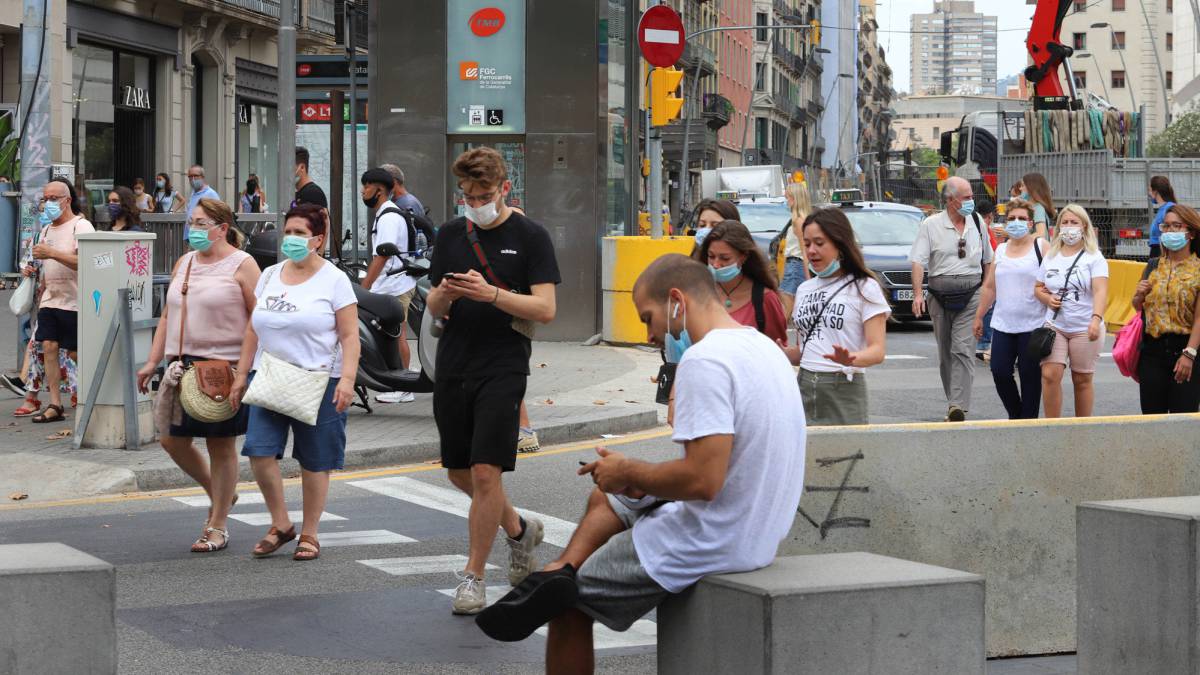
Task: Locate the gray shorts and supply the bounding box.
[575,495,670,632]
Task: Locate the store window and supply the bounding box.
[72,43,156,218]
[236,102,279,213]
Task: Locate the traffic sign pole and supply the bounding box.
[637,5,684,241]
[649,126,663,240]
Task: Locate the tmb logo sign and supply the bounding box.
[469,7,505,37]
[459,61,480,80]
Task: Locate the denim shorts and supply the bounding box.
[780,258,806,296]
[241,376,348,472]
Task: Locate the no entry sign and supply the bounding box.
[637,5,685,68]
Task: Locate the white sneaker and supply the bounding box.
[375,391,416,404]
[506,517,545,587]
[452,571,487,615]
[517,427,541,454]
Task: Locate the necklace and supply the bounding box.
[719,277,745,308]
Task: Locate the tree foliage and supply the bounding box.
[1148,111,1200,157]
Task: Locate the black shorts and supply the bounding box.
[433,373,527,472]
[35,308,78,352]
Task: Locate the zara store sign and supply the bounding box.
[121,86,152,111]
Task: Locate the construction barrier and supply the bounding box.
[601,236,695,344]
[788,413,1200,657]
[1104,258,1146,330]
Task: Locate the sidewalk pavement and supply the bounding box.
[0,342,665,502]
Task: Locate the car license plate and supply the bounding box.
[894,289,916,301]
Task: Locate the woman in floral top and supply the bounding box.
[1132,204,1200,413]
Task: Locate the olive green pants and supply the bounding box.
[798,369,869,426]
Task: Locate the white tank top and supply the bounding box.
[991,241,1046,334]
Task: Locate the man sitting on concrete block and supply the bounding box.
[475,253,808,673]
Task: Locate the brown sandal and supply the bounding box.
[252,525,296,558]
[293,534,320,561]
[31,404,65,424]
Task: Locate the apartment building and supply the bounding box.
[859,0,896,162]
[749,0,823,171]
[909,1,997,96]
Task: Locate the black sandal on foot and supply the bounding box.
[31,404,65,424]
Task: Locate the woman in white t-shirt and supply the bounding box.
[1034,204,1109,418]
[231,204,361,562]
[781,208,890,425]
[973,199,1047,419]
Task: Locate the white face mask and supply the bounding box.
[1060,226,1084,246]
[464,200,499,227]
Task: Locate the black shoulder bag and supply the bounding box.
[1026,250,1086,360]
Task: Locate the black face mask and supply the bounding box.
[363,192,381,209]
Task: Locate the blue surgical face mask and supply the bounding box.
[1005,218,1031,239]
[43,200,62,222]
[155,179,165,189]
[709,263,741,283]
[1020,192,1030,201]
[1161,231,1190,252]
[810,258,841,278]
[958,199,976,218]
[694,227,712,246]
[281,234,313,263]
[107,203,123,222]
[37,210,51,226]
[188,227,214,252]
[190,178,205,192]
[663,300,693,364]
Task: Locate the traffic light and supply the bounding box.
[649,67,684,127]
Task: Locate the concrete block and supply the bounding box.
[0,543,116,674]
[787,414,1200,656]
[657,553,985,675]
[1077,496,1200,674]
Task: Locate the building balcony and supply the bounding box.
[773,0,801,22]
[807,99,823,119]
[792,104,805,125]
[680,41,718,78]
[210,0,336,35]
[772,95,790,118]
[702,93,732,130]
[660,119,720,168]
[804,51,824,77]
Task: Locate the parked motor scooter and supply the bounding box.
[351,243,438,413]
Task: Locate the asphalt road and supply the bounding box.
[1,430,1077,674]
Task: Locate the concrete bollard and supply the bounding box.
[1077,496,1200,674]
[657,552,985,675]
[0,543,116,674]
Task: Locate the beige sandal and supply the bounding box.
[191,527,229,553]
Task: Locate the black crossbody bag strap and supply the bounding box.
[752,282,766,332]
[1050,250,1087,321]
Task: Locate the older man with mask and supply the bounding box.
[910,176,994,422]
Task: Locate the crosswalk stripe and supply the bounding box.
[886,354,925,360]
[228,511,346,526]
[436,583,512,605]
[173,493,266,507]
[358,555,497,577]
[348,476,578,548]
[318,530,415,547]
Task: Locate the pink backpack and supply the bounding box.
[1112,312,1143,381]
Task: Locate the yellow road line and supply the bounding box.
[0,426,673,512]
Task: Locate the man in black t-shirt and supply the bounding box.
[293,147,328,209]
[427,147,561,616]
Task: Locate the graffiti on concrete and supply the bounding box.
[798,452,871,540]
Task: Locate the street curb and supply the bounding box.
[131,407,660,492]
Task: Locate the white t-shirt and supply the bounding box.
[1037,249,1109,334]
[252,260,358,373]
[632,328,807,593]
[791,275,890,374]
[991,241,1047,334]
[370,209,416,297]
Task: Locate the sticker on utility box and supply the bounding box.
[93,252,113,269]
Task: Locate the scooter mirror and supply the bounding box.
[376,242,401,257]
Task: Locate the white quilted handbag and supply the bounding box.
[242,351,329,426]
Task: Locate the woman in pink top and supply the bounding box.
[137,199,260,554]
[692,220,788,344]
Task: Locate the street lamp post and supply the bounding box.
[678,20,813,219]
[810,72,854,169]
[1090,22,1139,112]
[1073,52,1113,107]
